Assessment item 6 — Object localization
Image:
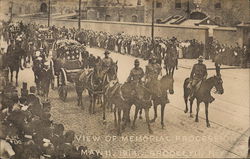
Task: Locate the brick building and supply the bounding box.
[144,0,250,26]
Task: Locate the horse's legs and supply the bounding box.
[184,96,189,113]
[145,108,153,134]
[92,95,96,114]
[15,70,19,86]
[76,86,83,107]
[117,108,122,136]
[114,107,117,127]
[102,96,106,124]
[176,59,178,70]
[190,99,194,118]
[195,100,200,122]
[89,92,93,114]
[161,104,166,129]
[10,70,13,82]
[139,108,143,119]
[150,105,157,123]
[132,106,139,130]
[205,102,210,127]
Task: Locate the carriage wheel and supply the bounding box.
[58,69,67,101]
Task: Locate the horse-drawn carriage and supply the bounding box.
[50,39,86,101]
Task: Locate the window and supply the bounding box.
[214,0,221,9]
[105,15,111,21]
[175,0,181,9]
[132,15,138,22]
[156,2,162,8]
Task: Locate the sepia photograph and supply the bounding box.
[0,0,249,158]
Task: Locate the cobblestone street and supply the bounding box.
[16,47,249,158]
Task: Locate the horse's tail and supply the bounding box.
[183,78,190,98]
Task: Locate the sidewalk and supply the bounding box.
[178,59,240,70]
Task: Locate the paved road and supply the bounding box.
[13,46,250,158]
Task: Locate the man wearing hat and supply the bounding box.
[102,50,114,75]
[189,56,207,100]
[127,59,144,83]
[145,56,162,82]
[145,56,163,98]
[40,61,53,101]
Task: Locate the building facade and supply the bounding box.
[144,0,250,26]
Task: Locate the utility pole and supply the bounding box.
[151,0,155,53]
[48,0,51,27]
[78,0,81,30]
[10,1,13,22]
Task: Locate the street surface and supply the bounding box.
[7,44,250,158]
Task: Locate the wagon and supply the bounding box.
[50,39,86,101]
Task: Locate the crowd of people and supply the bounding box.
[208,41,249,68]
[2,21,248,69]
[0,82,102,159]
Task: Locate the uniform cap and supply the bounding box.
[198,56,204,62]
[134,59,140,64]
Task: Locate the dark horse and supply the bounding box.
[164,53,178,76]
[75,61,118,119]
[144,75,174,128]
[6,41,24,86]
[183,71,224,127]
[105,79,152,135]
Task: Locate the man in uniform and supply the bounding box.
[102,50,114,79]
[127,59,144,83]
[189,56,208,100]
[126,59,145,97]
[145,56,161,82]
[145,56,162,98]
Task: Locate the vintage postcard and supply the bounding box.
[0,0,249,158]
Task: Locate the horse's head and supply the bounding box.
[213,75,224,95]
[93,64,104,87]
[161,74,174,94]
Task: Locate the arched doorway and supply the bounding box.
[190,11,207,20]
[132,15,138,22]
[40,3,48,13]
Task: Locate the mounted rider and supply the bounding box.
[189,56,207,100]
[145,56,161,82]
[127,59,144,84]
[102,50,114,80]
[126,59,145,96]
[145,56,162,97]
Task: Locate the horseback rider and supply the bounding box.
[102,50,114,79]
[189,56,207,100]
[145,56,163,98]
[127,59,144,84]
[126,59,145,97]
[145,56,161,82]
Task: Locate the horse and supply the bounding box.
[105,79,152,135]
[183,71,224,127]
[138,74,175,129]
[75,61,118,118]
[164,45,178,76]
[6,41,24,86]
